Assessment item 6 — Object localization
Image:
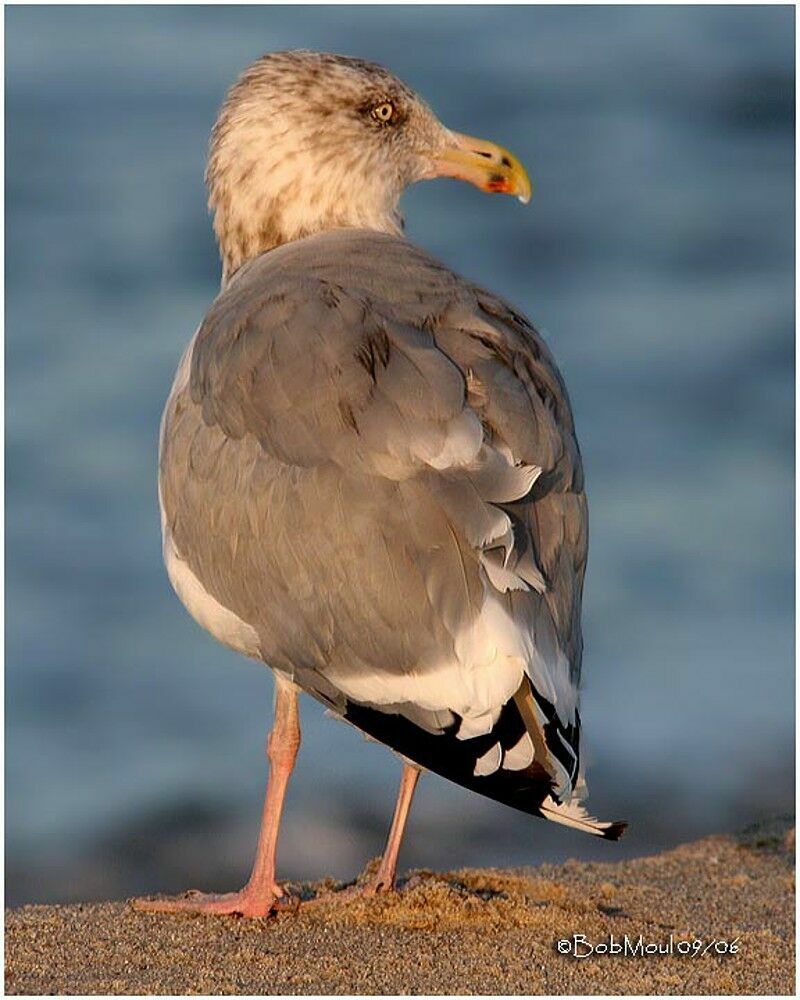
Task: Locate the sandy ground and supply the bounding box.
[5,821,795,995]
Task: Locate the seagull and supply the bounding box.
[136,50,625,919]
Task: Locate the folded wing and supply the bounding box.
[160,229,622,835]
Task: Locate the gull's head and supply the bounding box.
[207,50,531,281]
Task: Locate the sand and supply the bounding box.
[5,821,794,995]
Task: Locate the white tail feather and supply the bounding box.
[539,794,625,839]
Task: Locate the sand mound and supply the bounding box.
[6,822,794,995]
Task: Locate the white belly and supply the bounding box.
[163,530,262,660]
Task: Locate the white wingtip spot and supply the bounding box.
[457,709,498,740]
[502,731,535,771]
[473,742,502,777]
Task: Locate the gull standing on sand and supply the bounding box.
[137,50,625,919]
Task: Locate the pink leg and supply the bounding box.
[363,761,421,895]
[133,674,300,918]
[306,760,421,906]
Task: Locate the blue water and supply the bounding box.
[6,6,794,904]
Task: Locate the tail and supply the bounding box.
[539,794,627,840]
[513,680,627,840]
[323,688,626,840]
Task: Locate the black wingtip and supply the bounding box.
[602,820,628,842]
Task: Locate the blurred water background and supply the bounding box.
[6,5,794,905]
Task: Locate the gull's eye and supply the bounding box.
[371,101,396,125]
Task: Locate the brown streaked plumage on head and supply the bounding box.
[136,50,623,921]
[206,50,530,283]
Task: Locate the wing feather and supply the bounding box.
[162,229,593,816]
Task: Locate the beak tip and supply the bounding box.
[435,130,532,207]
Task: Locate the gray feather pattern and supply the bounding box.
[161,229,587,736]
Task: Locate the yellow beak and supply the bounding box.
[432,130,532,204]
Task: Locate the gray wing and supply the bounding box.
[161,229,589,807]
